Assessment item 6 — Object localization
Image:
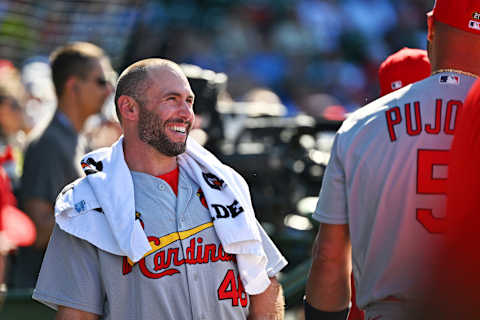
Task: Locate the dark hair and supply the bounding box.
[114,58,182,123]
[50,42,107,98]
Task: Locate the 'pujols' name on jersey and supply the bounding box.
[385,99,462,142]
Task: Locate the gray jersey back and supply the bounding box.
[313,72,476,308]
[33,169,287,320]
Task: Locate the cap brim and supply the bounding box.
[1,205,36,247]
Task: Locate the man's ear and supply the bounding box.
[64,77,78,94]
[426,13,435,67]
[427,13,435,42]
[117,95,138,121]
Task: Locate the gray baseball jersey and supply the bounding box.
[33,170,287,320]
[313,71,476,309]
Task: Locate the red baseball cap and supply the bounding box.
[378,47,431,97]
[0,167,36,248]
[430,0,480,35]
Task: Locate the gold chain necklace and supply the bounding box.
[432,68,479,78]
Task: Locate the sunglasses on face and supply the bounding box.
[0,97,21,111]
[95,77,108,87]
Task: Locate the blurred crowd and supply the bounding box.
[1,0,433,115]
[132,0,433,113]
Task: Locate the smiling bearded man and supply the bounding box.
[32,58,288,320]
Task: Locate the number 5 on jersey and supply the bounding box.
[416,149,448,233]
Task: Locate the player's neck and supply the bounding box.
[123,136,178,176]
[430,27,480,78]
[431,47,480,78]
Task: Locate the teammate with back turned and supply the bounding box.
[348,46,432,320]
[304,0,480,319]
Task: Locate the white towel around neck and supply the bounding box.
[55,136,270,294]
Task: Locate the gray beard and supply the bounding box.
[137,107,188,157]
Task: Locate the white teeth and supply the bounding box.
[172,126,186,133]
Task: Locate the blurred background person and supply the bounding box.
[0,160,35,308]
[12,42,114,289]
[0,58,36,307]
[0,60,30,193]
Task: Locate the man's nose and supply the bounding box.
[179,101,194,116]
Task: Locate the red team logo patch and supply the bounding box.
[80,157,103,175]
[202,172,224,190]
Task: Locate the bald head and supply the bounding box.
[114,58,187,122]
